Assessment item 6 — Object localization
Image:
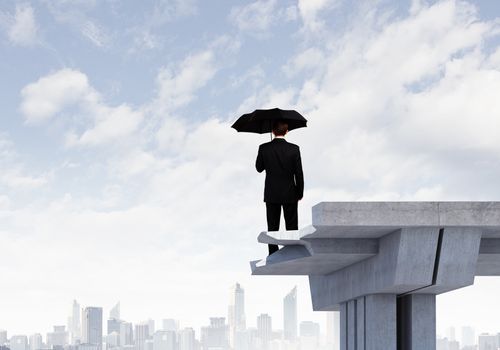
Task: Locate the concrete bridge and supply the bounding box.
[250,202,500,350]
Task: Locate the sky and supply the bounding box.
[1,0,500,339]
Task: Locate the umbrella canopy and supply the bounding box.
[231,108,307,134]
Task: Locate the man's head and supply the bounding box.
[272,120,288,136]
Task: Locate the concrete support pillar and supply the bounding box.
[397,294,436,350]
[339,294,397,350]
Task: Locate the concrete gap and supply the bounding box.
[397,227,444,296]
[354,299,357,350]
[432,228,445,284]
[396,295,411,350]
[363,296,366,350]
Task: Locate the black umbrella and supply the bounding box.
[231,108,307,136]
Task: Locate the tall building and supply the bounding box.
[68,300,81,345]
[47,326,68,348]
[178,328,195,350]
[110,303,120,320]
[228,283,246,349]
[135,323,150,350]
[28,334,42,350]
[201,318,228,350]
[120,322,133,346]
[461,326,475,348]
[106,332,120,348]
[478,334,498,350]
[82,307,103,347]
[153,331,176,350]
[10,336,28,350]
[0,331,7,345]
[300,321,320,349]
[446,327,456,342]
[256,314,272,350]
[161,320,178,332]
[448,340,459,350]
[326,312,340,350]
[283,287,297,341]
[147,320,155,338]
[107,319,122,336]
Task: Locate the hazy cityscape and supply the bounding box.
[0,283,499,350]
[0,284,338,350]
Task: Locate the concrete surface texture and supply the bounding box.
[250,202,500,350]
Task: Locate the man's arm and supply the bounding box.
[256,145,265,173]
[294,147,304,200]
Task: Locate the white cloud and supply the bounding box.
[20,69,93,124]
[229,0,278,33]
[20,69,144,146]
[283,47,325,77]
[43,0,111,47]
[153,50,217,113]
[5,3,38,46]
[0,134,49,190]
[80,20,110,47]
[0,195,10,210]
[66,104,144,147]
[297,0,337,31]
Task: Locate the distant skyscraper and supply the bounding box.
[178,328,195,350]
[68,300,81,344]
[201,318,228,350]
[145,339,154,350]
[326,312,340,350]
[283,287,297,341]
[446,327,456,342]
[461,326,475,348]
[82,307,103,347]
[0,331,7,345]
[448,340,459,350]
[300,321,320,338]
[106,332,120,348]
[478,334,498,350]
[110,303,120,320]
[256,314,272,350]
[162,320,179,332]
[120,322,133,346]
[436,337,449,350]
[108,319,122,336]
[299,321,320,349]
[47,326,68,348]
[135,323,150,350]
[153,331,176,350]
[228,283,246,349]
[28,334,42,350]
[147,320,155,337]
[10,336,28,350]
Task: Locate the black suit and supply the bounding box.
[256,138,304,253]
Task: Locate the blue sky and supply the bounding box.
[2,0,500,338]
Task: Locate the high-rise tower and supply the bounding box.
[110,303,120,320]
[228,283,246,349]
[82,307,103,347]
[68,300,81,344]
[283,286,297,341]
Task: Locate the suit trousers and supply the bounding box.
[266,202,299,231]
[266,202,298,254]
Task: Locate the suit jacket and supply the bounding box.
[256,138,304,203]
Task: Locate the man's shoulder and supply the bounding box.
[258,141,273,149]
[285,141,300,151]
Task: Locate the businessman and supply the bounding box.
[256,120,304,255]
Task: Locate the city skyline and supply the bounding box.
[2,295,500,350]
[0,283,332,350]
